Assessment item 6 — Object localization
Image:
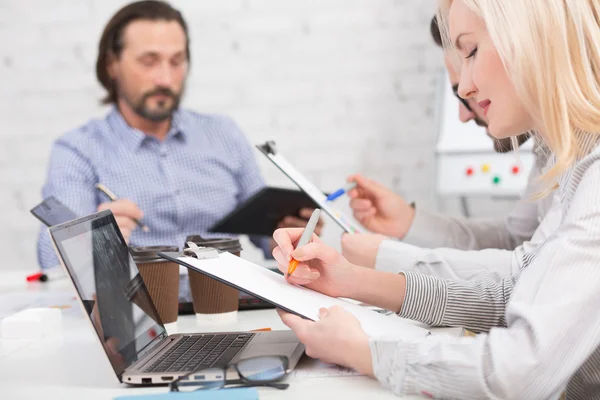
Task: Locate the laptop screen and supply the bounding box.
[49,209,167,378]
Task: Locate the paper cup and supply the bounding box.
[130,245,180,324]
[184,236,242,320]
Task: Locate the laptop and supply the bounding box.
[48,209,305,385]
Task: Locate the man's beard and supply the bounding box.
[490,132,531,153]
[119,83,183,122]
[471,112,531,153]
[472,115,513,153]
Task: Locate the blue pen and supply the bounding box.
[326,182,358,202]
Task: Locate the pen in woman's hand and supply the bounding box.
[288,209,321,276]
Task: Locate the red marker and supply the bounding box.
[26,272,48,282]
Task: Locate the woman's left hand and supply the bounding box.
[277,306,374,376]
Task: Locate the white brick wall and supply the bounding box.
[1,0,449,271]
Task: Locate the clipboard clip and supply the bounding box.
[257,140,277,155]
[183,242,219,260]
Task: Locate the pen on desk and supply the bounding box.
[95,183,150,232]
[325,182,357,202]
[287,208,321,277]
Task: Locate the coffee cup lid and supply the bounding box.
[184,235,242,253]
[130,245,179,263]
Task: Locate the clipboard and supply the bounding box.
[256,141,364,234]
[159,250,304,321]
[158,250,430,339]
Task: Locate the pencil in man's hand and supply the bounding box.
[95,183,150,232]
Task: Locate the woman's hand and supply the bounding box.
[272,228,361,299]
[341,233,387,268]
[277,306,374,376]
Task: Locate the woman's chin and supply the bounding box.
[486,125,518,140]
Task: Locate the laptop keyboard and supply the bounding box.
[144,333,255,373]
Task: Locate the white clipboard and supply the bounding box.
[159,251,430,339]
[256,141,364,234]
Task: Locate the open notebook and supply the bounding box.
[159,252,429,339]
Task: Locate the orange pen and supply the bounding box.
[287,258,300,277]
[251,328,272,332]
[287,209,321,276]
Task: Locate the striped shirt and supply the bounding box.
[375,144,557,283]
[37,107,269,269]
[370,136,600,399]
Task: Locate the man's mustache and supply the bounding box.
[474,118,487,128]
[142,87,178,101]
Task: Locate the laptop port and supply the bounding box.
[141,378,152,384]
[161,377,174,381]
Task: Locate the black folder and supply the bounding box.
[208,187,320,236]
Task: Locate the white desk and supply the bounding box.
[0,273,425,400]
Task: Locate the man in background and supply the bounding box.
[36,1,321,279]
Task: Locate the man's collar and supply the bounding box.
[107,107,187,150]
[167,110,187,142]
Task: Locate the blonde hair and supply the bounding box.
[437,0,600,193]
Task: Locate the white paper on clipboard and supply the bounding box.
[169,252,430,339]
[256,141,364,234]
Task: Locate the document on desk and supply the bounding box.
[171,253,429,338]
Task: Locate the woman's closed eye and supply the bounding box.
[466,47,478,59]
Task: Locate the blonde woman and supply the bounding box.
[272,0,600,398]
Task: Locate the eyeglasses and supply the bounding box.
[169,356,290,392]
[452,85,473,112]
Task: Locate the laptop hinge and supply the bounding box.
[136,330,169,361]
[121,331,172,380]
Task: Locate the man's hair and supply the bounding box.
[430,16,442,48]
[96,0,190,105]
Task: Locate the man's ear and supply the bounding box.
[106,52,118,79]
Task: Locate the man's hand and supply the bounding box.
[97,199,144,243]
[347,174,415,239]
[278,208,324,235]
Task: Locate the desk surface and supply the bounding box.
[0,272,425,400]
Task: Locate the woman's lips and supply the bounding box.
[478,99,491,116]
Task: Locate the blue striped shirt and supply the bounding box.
[37,107,269,268]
